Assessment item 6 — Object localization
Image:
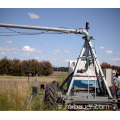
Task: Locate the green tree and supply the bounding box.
[0,57,53,76]
[101,62,112,69]
[11,59,23,76]
[41,61,53,76]
[0,57,11,75]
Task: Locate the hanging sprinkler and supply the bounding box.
[85,22,90,32]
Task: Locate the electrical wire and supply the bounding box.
[0,27,72,36]
[5,27,22,33]
[0,32,16,33]
[0,32,64,36]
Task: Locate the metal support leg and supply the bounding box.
[66,41,112,98]
[89,42,112,98]
[95,80,96,99]
[66,42,86,96]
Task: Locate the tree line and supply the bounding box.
[0,57,120,76]
[101,62,120,73]
[0,57,53,76]
[53,67,68,72]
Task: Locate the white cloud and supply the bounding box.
[99,46,104,50]
[0,47,10,51]
[112,58,120,61]
[22,46,42,53]
[52,50,60,55]
[1,39,12,44]
[0,52,5,55]
[106,50,113,54]
[54,50,60,52]
[7,41,12,44]
[64,50,70,54]
[109,58,120,65]
[11,47,20,51]
[1,46,42,54]
[8,52,18,56]
[27,12,40,19]
[21,53,30,56]
[4,40,12,44]
[35,57,40,60]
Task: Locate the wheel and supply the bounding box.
[44,82,57,106]
[52,81,59,87]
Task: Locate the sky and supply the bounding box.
[0,8,120,67]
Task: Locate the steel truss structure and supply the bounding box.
[0,22,120,109]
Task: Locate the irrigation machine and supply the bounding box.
[0,22,120,110]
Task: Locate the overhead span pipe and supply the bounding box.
[0,23,89,36]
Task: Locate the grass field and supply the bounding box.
[0,72,68,111]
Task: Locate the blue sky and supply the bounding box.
[0,8,120,67]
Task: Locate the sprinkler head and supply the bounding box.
[85,22,90,31]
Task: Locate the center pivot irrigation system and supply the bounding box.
[0,22,120,109]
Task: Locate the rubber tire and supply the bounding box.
[52,81,59,87]
[44,82,57,106]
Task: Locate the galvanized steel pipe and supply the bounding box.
[0,23,88,36]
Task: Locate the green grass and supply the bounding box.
[29,72,68,111]
[0,72,68,111]
[57,72,68,87]
[1,72,112,111]
[0,94,11,111]
[29,94,67,111]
